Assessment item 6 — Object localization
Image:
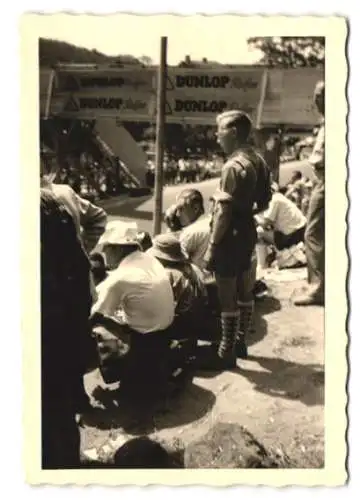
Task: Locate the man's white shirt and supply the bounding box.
[259,193,306,235]
[92,250,175,333]
[180,215,211,272]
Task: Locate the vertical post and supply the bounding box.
[44,69,56,120]
[153,37,167,236]
[255,68,268,129]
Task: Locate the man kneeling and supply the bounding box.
[147,233,208,389]
[91,223,175,401]
[147,233,207,340]
[255,183,307,271]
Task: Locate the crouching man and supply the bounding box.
[255,183,307,270]
[147,233,208,388]
[148,232,207,338]
[91,222,175,401]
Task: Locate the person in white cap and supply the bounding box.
[91,221,175,390]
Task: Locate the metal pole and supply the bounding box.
[153,37,167,236]
[255,68,268,129]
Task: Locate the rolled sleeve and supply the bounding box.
[262,197,278,224]
[221,165,237,197]
[91,276,123,318]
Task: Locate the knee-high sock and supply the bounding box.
[236,301,254,341]
[218,312,238,359]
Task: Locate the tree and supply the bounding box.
[139,55,153,66]
[112,54,142,66]
[247,37,325,67]
[39,38,142,67]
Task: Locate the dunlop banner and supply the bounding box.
[40,66,324,126]
[55,68,155,93]
[163,67,264,122]
[161,93,258,122]
[154,97,258,125]
[165,67,263,92]
[53,68,155,121]
[59,93,155,121]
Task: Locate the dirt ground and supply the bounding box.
[80,266,324,468]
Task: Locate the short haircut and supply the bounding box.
[177,188,205,211]
[230,114,252,142]
[292,170,302,180]
[217,111,253,142]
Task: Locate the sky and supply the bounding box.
[35,14,263,65]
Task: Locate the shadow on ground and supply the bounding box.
[236,355,324,406]
[256,296,282,316]
[82,381,216,434]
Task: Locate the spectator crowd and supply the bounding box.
[145,154,223,187]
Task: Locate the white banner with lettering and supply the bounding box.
[40,66,324,126]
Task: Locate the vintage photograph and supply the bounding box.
[21,14,347,484]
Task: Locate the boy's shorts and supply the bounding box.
[213,226,256,278]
